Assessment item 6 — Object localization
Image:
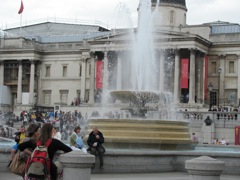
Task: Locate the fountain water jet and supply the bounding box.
[87,0,192,150]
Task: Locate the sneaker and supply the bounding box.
[7,160,12,167]
[99,163,104,169]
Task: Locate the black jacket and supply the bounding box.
[87,131,104,147]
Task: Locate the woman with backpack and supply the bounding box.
[18,123,72,180]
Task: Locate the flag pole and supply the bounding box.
[18,0,24,37]
[20,13,22,37]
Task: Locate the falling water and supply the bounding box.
[131,0,159,91]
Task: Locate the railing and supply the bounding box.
[3,17,110,30]
[176,111,240,128]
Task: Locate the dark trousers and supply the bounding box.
[89,144,105,164]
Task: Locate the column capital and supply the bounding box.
[80,58,88,62]
[173,48,180,55]
[218,54,226,58]
[30,59,36,64]
[17,59,23,65]
[190,48,197,54]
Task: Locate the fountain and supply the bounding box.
[87,0,192,150]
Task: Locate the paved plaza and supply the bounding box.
[1,168,240,180]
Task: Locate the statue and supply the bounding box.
[204,116,212,126]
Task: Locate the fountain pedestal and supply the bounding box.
[185,156,225,180]
[202,123,215,144]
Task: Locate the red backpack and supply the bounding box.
[25,139,52,180]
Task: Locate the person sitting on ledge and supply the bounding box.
[87,126,105,169]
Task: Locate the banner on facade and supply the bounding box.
[181,59,189,89]
[96,61,103,89]
[204,55,209,100]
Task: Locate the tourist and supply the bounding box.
[213,138,220,144]
[18,123,72,180]
[0,127,6,137]
[70,126,87,153]
[87,126,105,169]
[7,125,26,167]
[52,126,62,140]
[220,138,226,145]
[191,133,198,142]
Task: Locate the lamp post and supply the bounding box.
[208,82,213,111]
[218,67,222,110]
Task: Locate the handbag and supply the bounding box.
[9,151,26,176]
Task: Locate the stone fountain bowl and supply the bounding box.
[86,118,194,150]
[110,90,161,103]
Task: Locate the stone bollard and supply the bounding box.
[59,151,95,180]
[185,156,225,180]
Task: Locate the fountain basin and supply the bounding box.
[86,118,193,150]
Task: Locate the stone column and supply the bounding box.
[200,53,206,105]
[219,55,225,106]
[238,55,240,103]
[59,151,95,180]
[17,60,23,104]
[189,49,196,104]
[159,50,165,92]
[116,52,122,90]
[174,49,180,104]
[88,53,95,104]
[185,156,225,180]
[0,61,4,85]
[29,60,35,104]
[80,59,87,103]
[196,53,201,103]
[102,51,109,103]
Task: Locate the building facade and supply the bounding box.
[0,0,240,113]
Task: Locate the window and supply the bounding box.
[46,66,51,77]
[229,61,234,73]
[63,65,67,77]
[210,91,217,106]
[170,10,174,24]
[43,90,51,105]
[60,90,68,105]
[211,62,217,74]
[79,64,82,77]
[77,90,81,103]
[89,64,91,75]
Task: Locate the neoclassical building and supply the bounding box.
[0,0,240,112]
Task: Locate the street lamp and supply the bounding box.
[208,82,213,111]
[218,67,222,110]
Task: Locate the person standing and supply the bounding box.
[191,132,198,143]
[7,126,26,167]
[18,123,72,180]
[87,126,105,169]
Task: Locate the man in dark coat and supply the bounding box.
[87,126,105,169]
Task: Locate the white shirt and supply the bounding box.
[53,132,62,140]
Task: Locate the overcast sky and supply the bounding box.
[1,0,240,30]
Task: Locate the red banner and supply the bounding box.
[96,61,103,89]
[181,59,189,88]
[204,55,209,100]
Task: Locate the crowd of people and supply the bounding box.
[212,138,227,145]
[6,120,106,179]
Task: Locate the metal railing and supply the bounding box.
[3,17,110,30]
